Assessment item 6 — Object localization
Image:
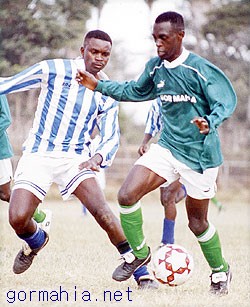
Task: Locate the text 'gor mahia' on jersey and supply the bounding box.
[0,58,120,168]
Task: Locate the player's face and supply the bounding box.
[80,38,112,76]
[152,21,184,62]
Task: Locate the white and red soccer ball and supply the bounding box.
[152,244,194,286]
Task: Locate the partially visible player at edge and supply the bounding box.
[0,95,14,202]
[76,12,237,295]
[138,98,186,246]
[0,95,52,232]
[0,30,157,289]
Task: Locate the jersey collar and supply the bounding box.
[75,56,86,70]
[163,48,190,69]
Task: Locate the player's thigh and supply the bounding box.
[118,165,165,205]
[0,182,11,193]
[73,177,111,216]
[160,182,180,206]
[162,180,182,197]
[55,154,97,200]
[74,177,105,205]
[135,144,178,184]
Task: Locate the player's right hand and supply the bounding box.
[138,144,149,156]
[76,69,98,90]
[79,154,103,172]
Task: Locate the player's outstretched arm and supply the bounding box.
[76,69,98,91]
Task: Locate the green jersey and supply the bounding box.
[96,49,237,172]
[0,95,13,159]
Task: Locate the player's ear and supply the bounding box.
[178,30,185,39]
[80,46,85,57]
[179,30,185,38]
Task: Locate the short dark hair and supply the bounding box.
[155,11,184,31]
[83,30,112,46]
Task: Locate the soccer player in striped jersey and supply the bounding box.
[76,12,237,295]
[0,30,156,289]
[138,98,186,247]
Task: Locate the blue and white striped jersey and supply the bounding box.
[144,98,162,137]
[0,58,120,168]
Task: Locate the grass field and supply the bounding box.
[0,188,249,307]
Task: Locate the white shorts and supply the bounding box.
[0,158,13,185]
[13,153,96,201]
[135,143,218,199]
[95,168,106,190]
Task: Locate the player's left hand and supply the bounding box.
[190,117,210,135]
[79,154,103,172]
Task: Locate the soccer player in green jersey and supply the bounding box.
[76,12,237,295]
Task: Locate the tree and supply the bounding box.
[206,0,250,159]
[0,0,106,74]
[202,0,250,62]
[201,0,250,124]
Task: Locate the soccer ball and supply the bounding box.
[152,244,194,286]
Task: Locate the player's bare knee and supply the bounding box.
[9,210,29,232]
[117,189,135,206]
[188,219,207,236]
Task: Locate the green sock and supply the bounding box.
[197,223,228,273]
[120,202,149,259]
[33,208,46,223]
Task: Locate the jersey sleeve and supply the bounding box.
[144,99,162,137]
[0,62,43,95]
[202,65,237,131]
[0,95,11,136]
[96,61,157,102]
[93,96,120,168]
